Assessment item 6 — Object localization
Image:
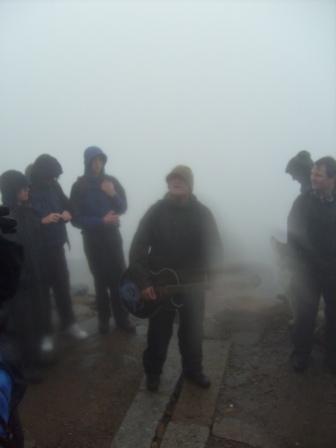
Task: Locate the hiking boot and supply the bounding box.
[184,372,211,388]
[290,352,309,372]
[146,374,160,392]
[65,323,88,340]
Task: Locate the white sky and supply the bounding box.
[1,0,335,283]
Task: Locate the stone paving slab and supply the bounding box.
[111,338,181,448]
[172,340,231,427]
[212,417,274,448]
[160,422,209,448]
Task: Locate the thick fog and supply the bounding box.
[1,0,336,289]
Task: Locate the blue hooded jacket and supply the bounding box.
[70,146,127,231]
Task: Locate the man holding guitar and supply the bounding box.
[129,165,223,392]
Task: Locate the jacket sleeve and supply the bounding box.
[287,195,311,267]
[129,205,156,290]
[202,207,224,274]
[55,181,72,213]
[30,192,46,219]
[70,181,103,230]
[109,177,127,215]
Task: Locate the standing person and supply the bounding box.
[129,165,223,392]
[70,146,134,334]
[0,170,45,382]
[288,156,336,372]
[286,150,314,194]
[30,154,87,354]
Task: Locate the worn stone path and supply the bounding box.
[111,331,231,448]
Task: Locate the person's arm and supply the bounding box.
[0,368,12,436]
[203,207,224,275]
[70,181,104,229]
[129,205,156,292]
[30,191,61,225]
[102,176,127,215]
[287,195,311,268]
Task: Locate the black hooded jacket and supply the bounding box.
[0,170,43,295]
[30,155,70,247]
[129,195,223,289]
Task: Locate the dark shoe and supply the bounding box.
[290,352,309,372]
[117,320,136,334]
[185,372,211,388]
[146,374,160,392]
[98,320,110,335]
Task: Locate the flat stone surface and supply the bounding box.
[212,417,273,448]
[160,422,209,448]
[111,391,170,448]
[111,337,181,448]
[172,340,231,426]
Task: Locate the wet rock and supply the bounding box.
[212,417,276,448]
[161,422,209,448]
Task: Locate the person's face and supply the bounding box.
[311,164,335,193]
[91,156,105,176]
[167,177,190,198]
[17,187,29,203]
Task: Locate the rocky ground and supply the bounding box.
[20,289,336,447]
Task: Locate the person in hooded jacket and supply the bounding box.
[30,155,87,354]
[286,151,314,194]
[0,170,46,383]
[129,165,223,392]
[70,146,134,334]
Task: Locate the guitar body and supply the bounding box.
[119,268,181,319]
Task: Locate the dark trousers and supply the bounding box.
[291,269,336,358]
[40,245,75,334]
[8,287,43,366]
[143,292,205,376]
[83,230,129,326]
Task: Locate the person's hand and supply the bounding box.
[101,180,116,197]
[141,286,157,301]
[41,213,62,224]
[61,210,72,222]
[102,211,119,225]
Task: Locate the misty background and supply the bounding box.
[1,0,335,293]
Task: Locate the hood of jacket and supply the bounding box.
[84,146,107,175]
[30,154,63,188]
[0,170,29,208]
